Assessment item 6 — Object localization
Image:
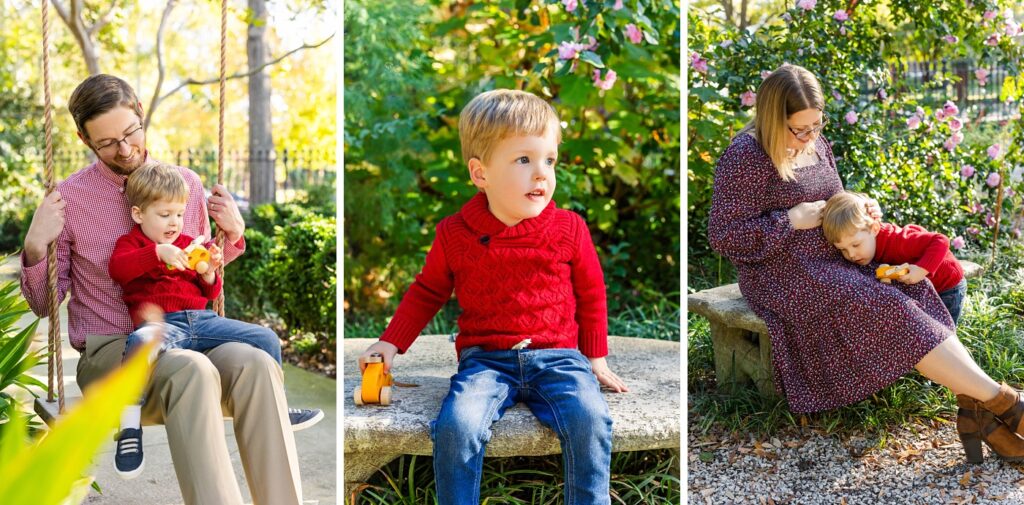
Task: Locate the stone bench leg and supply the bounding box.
[344,450,401,503]
[709,322,776,396]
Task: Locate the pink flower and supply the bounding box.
[961,165,975,178]
[1005,20,1021,37]
[986,33,1000,46]
[952,131,964,144]
[949,116,964,131]
[988,144,1003,159]
[984,10,997,20]
[907,115,921,129]
[834,10,849,21]
[558,41,581,59]
[968,226,981,236]
[987,172,1001,187]
[844,111,858,124]
[613,0,623,9]
[740,90,757,107]
[944,137,957,151]
[952,236,966,250]
[625,24,643,44]
[943,35,960,44]
[916,106,925,117]
[691,54,708,74]
[840,26,847,35]
[986,213,997,227]
[832,90,842,101]
[761,70,772,79]
[976,68,990,86]
[593,69,617,91]
[943,100,959,116]
[797,0,816,11]
[562,0,578,12]
[972,202,984,214]
[935,109,946,121]
[878,88,888,100]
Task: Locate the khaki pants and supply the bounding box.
[78,334,303,505]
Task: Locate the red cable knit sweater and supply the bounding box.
[109,225,222,327]
[380,192,609,358]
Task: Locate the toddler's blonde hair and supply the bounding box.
[458,89,561,163]
[822,191,875,244]
[125,162,189,210]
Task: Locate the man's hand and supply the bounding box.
[24,191,66,266]
[896,263,929,285]
[359,341,400,374]
[589,356,629,393]
[208,184,244,244]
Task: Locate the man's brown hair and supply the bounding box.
[68,74,143,139]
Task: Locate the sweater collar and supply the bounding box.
[460,192,556,238]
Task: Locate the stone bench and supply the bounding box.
[343,334,680,498]
[687,260,983,396]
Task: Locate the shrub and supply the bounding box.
[266,213,337,344]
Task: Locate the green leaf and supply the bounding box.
[579,51,605,68]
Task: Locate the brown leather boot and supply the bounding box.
[981,383,1024,436]
[958,394,1024,463]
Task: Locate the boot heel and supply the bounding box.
[960,433,984,464]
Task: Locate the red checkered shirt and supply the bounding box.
[19,156,245,351]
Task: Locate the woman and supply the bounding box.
[708,63,1024,463]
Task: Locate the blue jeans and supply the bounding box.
[430,347,613,505]
[938,278,967,325]
[123,310,282,366]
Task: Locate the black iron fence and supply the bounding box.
[41,148,335,204]
[863,58,1022,121]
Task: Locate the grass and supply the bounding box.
[688,245,1024,441]
[352,450,680,505]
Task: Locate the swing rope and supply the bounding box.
[213,0,227,317]
[41,0,65,415]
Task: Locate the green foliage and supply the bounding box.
[0,281,44,430]
[345,0,681,322]
[688,0,1024,260]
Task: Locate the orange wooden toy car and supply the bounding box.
[875,264,909,283]
[167,236,212,274]
[354,353,394,406]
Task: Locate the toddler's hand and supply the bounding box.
[588,356,629,393]
[896,264,929,285]
[206,244,224,271]
[157,244,188,270]
[359,341,399,374]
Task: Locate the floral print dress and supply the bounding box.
[708,133,954,413]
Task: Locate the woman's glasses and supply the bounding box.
[787,116,828,141]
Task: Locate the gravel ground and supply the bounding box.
[688,419,1024,504]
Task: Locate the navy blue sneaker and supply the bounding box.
[113,427,145,479]
[288,408,324,431]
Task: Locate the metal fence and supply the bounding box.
[863,58,1022,121]
[42,148,335,204]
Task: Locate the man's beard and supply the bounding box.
[102,148,146,175]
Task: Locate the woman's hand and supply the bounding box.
[788,200,827,230]
[864,197,883,221]
[589,357,629,393]
[358,341,400,374]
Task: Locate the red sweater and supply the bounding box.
[380,192,609,358]
[874,222,964,293]
[109,226,222,327]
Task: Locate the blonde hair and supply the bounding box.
[458,89,561,163]
[125,162,189,210]
[739,64,825,181]
[822,191,875,244]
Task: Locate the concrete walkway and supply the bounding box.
[2,258,337,504]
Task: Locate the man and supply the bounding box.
[21,74,315,505]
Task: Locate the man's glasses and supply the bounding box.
[787,116,828,141]
[92,125,144,155]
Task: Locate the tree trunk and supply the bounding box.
[247,0,275,205]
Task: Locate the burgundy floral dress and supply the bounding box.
[708,133,954,413]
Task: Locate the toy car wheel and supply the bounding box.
[380,386,392,406]
[353,386,364,405]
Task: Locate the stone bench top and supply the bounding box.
[688,260,983,328]
[343,335,680,457]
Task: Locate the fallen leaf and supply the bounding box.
[960,470,972,487]
[699,451,714,463]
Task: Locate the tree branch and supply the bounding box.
[49,0,70,26]
[87,1,119,37]
[156,34,334,104]
[145,0,178,131]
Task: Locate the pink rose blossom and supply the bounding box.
[691,53,708,74]
[840,26,847,35]
[986,213,997,227]
[844,111,858,124]
[968,226,981,236]
[976,68,990,86]
[834,10,849,21]
[878,88,888,100]
[943,100,959,116]
[952,236,966,250]
[984,10,997,20]
[613,0,623,9]
[916,106,925,117]
[943,35,960,44]
[562,0,578,12]
[593,69,617,91]
[986,33,1000,46]
[987,172,1001,187]
[944,137,958,151]
[961,165,975,178]
[1005,21,1021,37]
[972,202,984,214]
[952,131,964,144]
[935,109,946,121]
[740,90,757,107]
[797,0,816,11]
[625,24,643,44]
[949,117,964,131]
[900,192,909,200]
[558,41,581,59]
[988,144,1003,159]
[907,115,921,129]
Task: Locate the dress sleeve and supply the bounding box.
[708,139,795,265]
[379,222,455,354]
